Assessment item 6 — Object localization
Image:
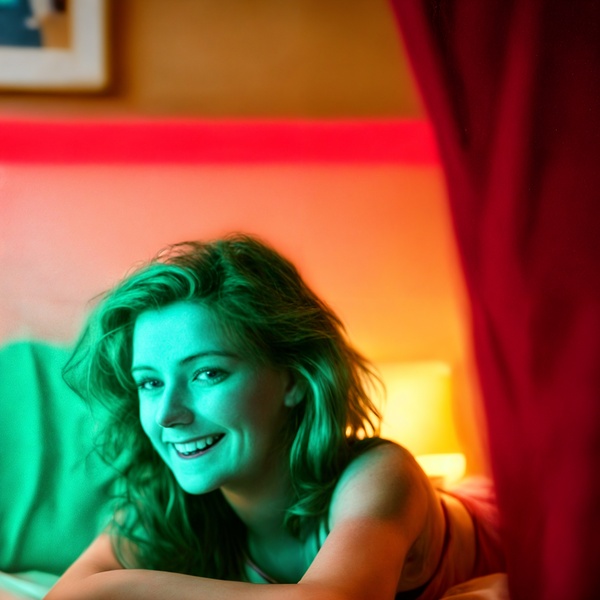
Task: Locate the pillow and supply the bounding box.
[0,341,118,575]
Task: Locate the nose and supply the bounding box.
[155,384,194,428]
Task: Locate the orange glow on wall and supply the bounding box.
[0,119,485,473]
[375,361,467,485]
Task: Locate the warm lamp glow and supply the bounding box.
[415,453,466,487]
[375,361,466,486]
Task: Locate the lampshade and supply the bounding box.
[374,361,466,485]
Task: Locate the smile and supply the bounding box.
[172,434,225,458]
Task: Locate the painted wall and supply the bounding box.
[1,163,457,354]
[0,0,421,118]
[0,154,488,473]
[0,0,488,473]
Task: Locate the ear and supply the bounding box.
[283,373,306,408]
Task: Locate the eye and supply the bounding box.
[193,368,227,384]
[135,378,163,392]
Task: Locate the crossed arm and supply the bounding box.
[44,445,431,600]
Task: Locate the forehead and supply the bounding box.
[132,301,230,361]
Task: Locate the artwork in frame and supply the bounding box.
[0,0,107,91]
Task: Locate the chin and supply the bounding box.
[173,474,222,496]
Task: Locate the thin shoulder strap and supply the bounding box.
[245,555,280,584]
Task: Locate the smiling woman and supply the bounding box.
[48,233,506,600]
[132,301,301,501]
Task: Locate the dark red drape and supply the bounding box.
[390,2,600,599]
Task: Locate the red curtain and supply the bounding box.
[390,2,600,599]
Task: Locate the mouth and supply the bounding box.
[172,434,225,459]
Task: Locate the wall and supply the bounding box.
[0,2,488,473]
[0,153,487,473]
[0,0,422,118]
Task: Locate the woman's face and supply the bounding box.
[131,300,298,498]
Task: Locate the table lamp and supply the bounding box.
[374,361,466,487]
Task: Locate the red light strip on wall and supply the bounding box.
[0,119,439,165]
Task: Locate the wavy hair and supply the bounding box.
[64,233,383,580]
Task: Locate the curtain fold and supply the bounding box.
[390,2,600,599]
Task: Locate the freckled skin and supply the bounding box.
[132,301,296,500]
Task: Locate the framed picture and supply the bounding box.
[0,0,107,91]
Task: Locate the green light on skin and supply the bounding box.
[132,301,301,509]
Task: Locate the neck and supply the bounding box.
[220,456,294,539]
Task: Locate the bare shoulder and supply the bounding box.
[300,441,438,598]
[329,440,432,533]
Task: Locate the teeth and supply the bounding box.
[174,435,222,455]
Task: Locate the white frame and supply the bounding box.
[0,0,107,91]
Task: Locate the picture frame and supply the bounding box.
[0,0,108,91]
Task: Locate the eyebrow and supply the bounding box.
[131,351,239,373]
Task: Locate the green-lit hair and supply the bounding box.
[64,233,382,580]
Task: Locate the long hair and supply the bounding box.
[63,233,383,580]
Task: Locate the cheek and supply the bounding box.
[229,392,286,436]
[212,399,268,440]
[138,401,155,439]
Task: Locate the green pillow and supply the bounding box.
[0,341,118,575]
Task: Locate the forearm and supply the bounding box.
[45,569,346,600]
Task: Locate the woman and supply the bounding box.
[46,234,505,600]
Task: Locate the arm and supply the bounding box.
[44,537,345,600]
[46,444,432,600]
